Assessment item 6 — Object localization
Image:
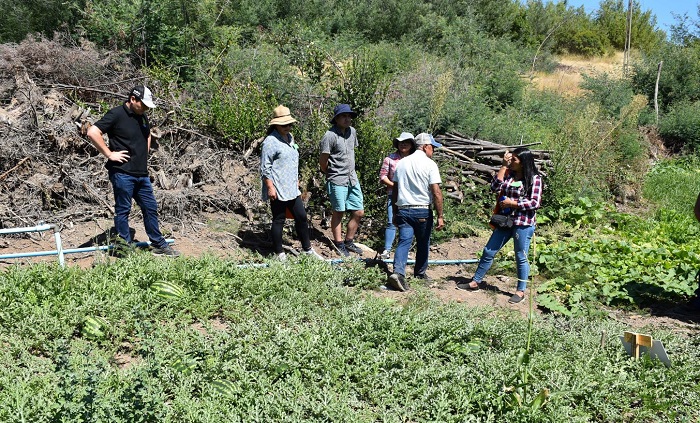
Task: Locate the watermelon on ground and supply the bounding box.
[151,281,184,299]
[82,316,108,340]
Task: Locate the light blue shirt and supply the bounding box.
[260,131,301,201]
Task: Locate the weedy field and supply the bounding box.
[0,251,698,422]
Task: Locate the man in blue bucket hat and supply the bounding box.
[319,104,365,257]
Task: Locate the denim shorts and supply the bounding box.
[326,181,364,212]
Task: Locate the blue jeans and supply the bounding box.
[109,170,167,248]
[393,208,433,277]
[383,196,396,251]
[473,225,535,292]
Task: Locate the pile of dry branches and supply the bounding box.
[0,36,261,230]
[434,132,552,202]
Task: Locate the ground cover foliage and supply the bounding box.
[534,158,700,315]
[1,254,699,422]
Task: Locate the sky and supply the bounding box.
[565,0,698,33]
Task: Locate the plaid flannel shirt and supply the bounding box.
[379,152,402,194]
[492,172,542,226]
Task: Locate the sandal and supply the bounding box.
[508,293,525,304]
[456,280,483,291]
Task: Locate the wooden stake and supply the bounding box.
[624,331,653,359]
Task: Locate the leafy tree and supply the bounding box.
[518,0,569,49]
[633,43,700,111]
[552,7,610,56]
[0,0,85,42]
[594,0,664,53]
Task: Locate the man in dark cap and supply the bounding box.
[86,85,179,257]
[319,104,365,257]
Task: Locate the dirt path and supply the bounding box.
[2,214,699,335]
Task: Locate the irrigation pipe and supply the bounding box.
[331,258,479,265]
[0,239,175,266]
[0,223,65,266]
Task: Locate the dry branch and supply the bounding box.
[0,157,30,181]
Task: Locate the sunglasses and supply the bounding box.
[279,123,293,128]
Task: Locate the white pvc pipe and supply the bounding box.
[53,226,65,267]
[0,223,54,235]
[0,239,175,262]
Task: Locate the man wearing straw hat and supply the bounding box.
[319,104,365,257]
[87,85,179,257]
[386,133,445,291]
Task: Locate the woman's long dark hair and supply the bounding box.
[512,147,540,198]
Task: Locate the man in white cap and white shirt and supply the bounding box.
[87,85,179,257]
[386,133,445,291]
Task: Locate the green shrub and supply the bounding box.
[580,73,634,118]
[200,80,277,148]
[330,48,393,117]
[659,100,700,151]
[643,157,700,214]
[353,117,393,235]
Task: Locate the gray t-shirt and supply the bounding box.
[319,126,359,186]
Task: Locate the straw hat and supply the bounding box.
[269,105,297,126]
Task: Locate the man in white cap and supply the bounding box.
[87,85,179,257]
[386,133,445,291]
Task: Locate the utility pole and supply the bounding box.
[623,0,633,75]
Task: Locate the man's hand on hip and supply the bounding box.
[108,150,130,163]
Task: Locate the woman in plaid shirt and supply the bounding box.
[457,147,542,304]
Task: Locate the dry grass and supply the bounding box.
[529,51,626,97]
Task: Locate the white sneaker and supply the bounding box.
[277,252,287,261]
[380,250,391,260]
[302,248,324,260]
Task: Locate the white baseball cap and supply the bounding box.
[130,85,156,109]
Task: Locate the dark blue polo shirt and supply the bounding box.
[93,103,150,176]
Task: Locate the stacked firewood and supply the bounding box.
[434,132,553,202]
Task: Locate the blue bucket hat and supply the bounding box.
[330,104,357,123]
